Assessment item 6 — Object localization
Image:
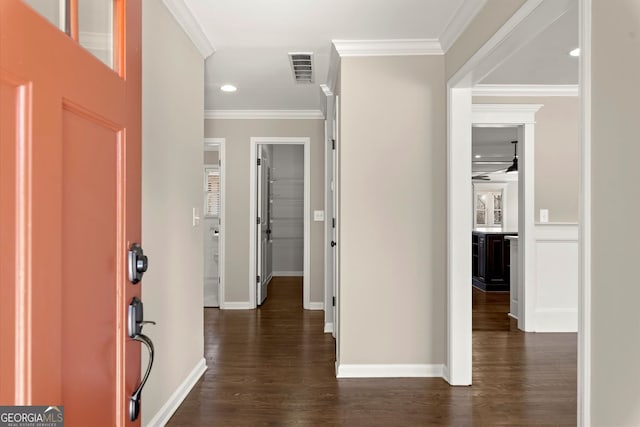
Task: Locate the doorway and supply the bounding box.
[203,138,225,307]
[249,137,311,309]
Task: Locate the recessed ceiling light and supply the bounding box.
[474,154,482,159]
[569,48,580,57]
[220,84,237,92]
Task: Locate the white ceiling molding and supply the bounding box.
[320,84,333,97]
[439,0,488,52]
[472,104,543,124]
[473,84,579,97]
[204,110,325,120]
[162,0,215,59]
[332,39,444,57]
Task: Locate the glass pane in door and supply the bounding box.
[23,0,66,32]
[78,0,115,69]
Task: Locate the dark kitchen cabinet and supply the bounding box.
[472,231,517,291]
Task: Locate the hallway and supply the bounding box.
[168,278,576,426]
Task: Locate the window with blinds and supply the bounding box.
[204,168,220,217]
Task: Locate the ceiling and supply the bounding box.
[480,3,578,85]
[181,0,578,111]
[184,0,467,110]
[472,127,519,175]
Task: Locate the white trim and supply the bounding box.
[204,138,226,310]
[204,110,324,120]
[144,358,206,427]
[324,322,334,334]
[535,223,579,241]
[473,84,579,97]
[439,0,488,52]
[446,87,473,386]
[249,138,311,310]
[336,364,444,378]
[220,301,253,310]
[327,45,341,97]
[320,84,333,97]
[535,309,579,333]
[162,0,215,59]
[472,104,543,123]
[271,271,304,277]
[332,39,443,57]
[446,0,575,385]
[578,0,592,424]
[309,302,324,310]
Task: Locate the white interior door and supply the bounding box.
[256,145,271,305]
[332,97,340,343]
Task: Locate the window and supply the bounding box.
[474,190,504,228]
[204,168,220,217]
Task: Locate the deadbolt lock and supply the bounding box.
[128,243,148,284]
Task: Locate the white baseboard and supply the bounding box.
[324,322,334,334]
[309,302,324,310]
[220,301,253,310]
[535,308,578,332]
[144,358,207,427]
[272,271,303,277]
[442,365,450,383]
[508,312,518,320]
[336,363,444,378]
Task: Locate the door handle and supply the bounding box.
[331,241,337,247]
[127,297,156,421]
[129,333,154,421]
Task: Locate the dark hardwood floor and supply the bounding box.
[167,278,576,426]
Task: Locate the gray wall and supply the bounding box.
[474,96,580,223]
[141,2,204,424]
[590,0,640,424]
[338,55,446,365]
[204,119,325,304]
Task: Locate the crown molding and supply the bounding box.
[472,104,544,124]
[204,110,325,120]
[332,39,444,57]
[162,0,215,59]
[439,0,487,52]
[473,84,579,97]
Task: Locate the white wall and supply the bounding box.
[590,0,640,424]
[141,2,205,425]
[204,119,325,305]
[338,55,446,372]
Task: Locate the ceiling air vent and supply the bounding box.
[288,52,314,84]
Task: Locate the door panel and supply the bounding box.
[61,109,118,424]
[0,1,142,424]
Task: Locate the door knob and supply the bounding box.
[331,241,337,247]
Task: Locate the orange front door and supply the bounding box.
[0,1,143,425]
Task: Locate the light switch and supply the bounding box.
[540,209,549,223]
[314,210,325,221]
[193,207,200,227]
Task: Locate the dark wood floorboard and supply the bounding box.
[167,278,576,426]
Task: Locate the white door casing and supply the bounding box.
[446,0,573,387]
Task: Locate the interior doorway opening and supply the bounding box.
[203,138,225,308]
[249,137,311,309]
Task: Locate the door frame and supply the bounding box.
[445,0,578,385]
[472,105,541,333]
[249,137,311,309]
[204,138,226,307]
